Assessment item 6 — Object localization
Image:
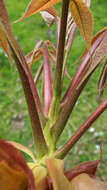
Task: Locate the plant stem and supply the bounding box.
[48,0,69,127]
[53,0,69,98]
[51,76,90,144]
[55,99,107,159]
[51,30,106,143]
[10,44,48,159]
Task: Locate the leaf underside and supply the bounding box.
[69,0,93,50]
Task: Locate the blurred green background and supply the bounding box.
[0,0,107,178]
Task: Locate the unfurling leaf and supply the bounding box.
[76,27,107,63]
[79,30,107,86]
[69,0,93,50]
[40,11,55,26]
[65,14,77,53]
[40,6,58,26]
[65,28,107,96]
[17,0,59,22]
[25,40,43,67]
[92,31,107,68]
[26,48,42,67]
[70,173,107,190]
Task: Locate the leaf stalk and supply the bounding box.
[53,0,69,98]
[55,99,107,159]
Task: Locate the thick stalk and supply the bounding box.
[53,0,69,98]
[48,0,69,126]
[55,99,107,159]
[45,0,70,141]
[10,45,48,159]
[51,75,90,144]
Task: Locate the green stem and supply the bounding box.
[43,120,56,156]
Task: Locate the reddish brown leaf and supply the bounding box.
[0,0,48,158]
[92,31,107,67]
[79,30,107,85]
[0,139,35,190]
[9,44,48,157]
[77,28,107,63]
[83,0,91,7]
[46,6,58,18]
[26,40,43,68]
[26,48,42,67]
[69,0,93,50]
[17,0,59,22]
[63,28,107,103]
[65,160,100,181]
[0,161,27,190]
[66,21,77,54]
[0,0,11,56]
[0,29,9,56]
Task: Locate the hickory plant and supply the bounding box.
[0,0,107,190]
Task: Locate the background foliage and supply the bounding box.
[0,0,107,178]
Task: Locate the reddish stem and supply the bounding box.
[62,31,106,102]
[53,0,69,98]
[55,99,107,158]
